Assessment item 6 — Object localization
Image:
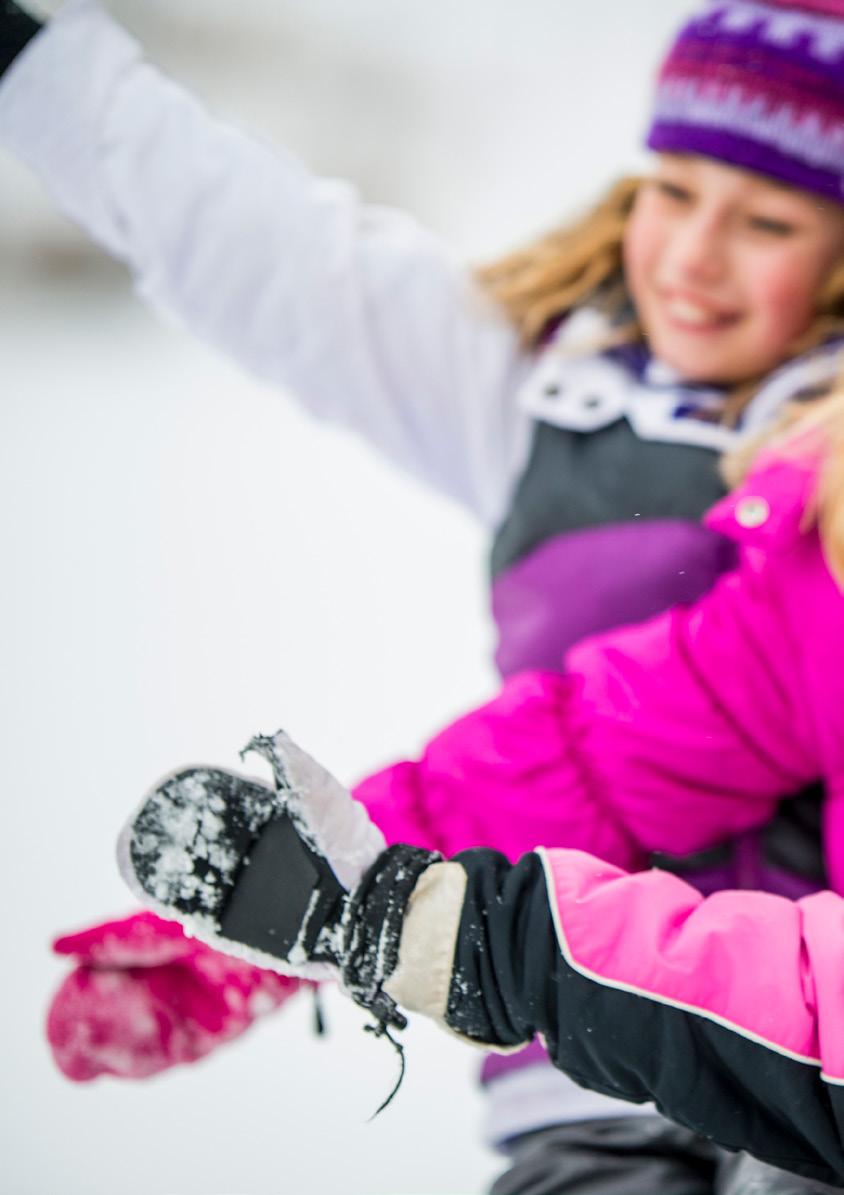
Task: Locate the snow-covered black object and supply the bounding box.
[118,732,438,1032]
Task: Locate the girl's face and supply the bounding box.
[624,154,844,383]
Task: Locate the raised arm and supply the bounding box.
[0,1,529,520]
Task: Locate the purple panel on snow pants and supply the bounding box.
[491,519,736,678]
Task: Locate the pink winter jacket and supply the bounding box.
[358,450,844,888]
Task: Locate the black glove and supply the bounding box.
[1,0,41,78]
[118,731,439,1034]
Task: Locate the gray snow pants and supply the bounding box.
[490,1117,842,1195]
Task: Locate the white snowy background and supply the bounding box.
[2,2,688,1192]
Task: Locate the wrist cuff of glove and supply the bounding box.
[1,2,42,78]
[342,845,441,1028]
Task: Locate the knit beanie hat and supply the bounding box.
[646,1,844,203]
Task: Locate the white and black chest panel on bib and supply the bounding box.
[519,309,734,449]
[491,312,844,578]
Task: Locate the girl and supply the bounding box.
[5,0,844,1189]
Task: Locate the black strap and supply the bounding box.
[343,844,440,1031]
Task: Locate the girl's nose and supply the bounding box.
[667,213,728,286]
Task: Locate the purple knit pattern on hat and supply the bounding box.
[645,1,844,201]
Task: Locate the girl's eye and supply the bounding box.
[747,215,796,237]
[655,180,692,203]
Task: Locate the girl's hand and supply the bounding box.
[1,1,41,76]
[117,732,437,1030]
[47,910,303,1081]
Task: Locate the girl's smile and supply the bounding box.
[657,289,740,333]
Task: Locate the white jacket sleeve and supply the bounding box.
[0,1,532,523]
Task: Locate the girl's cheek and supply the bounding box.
[748,248,822,339]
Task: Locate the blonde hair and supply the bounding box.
[477,176,640,349]
[477,175,844,424]
[816,390,844,586]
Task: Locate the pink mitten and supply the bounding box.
[47,910,305,1081]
